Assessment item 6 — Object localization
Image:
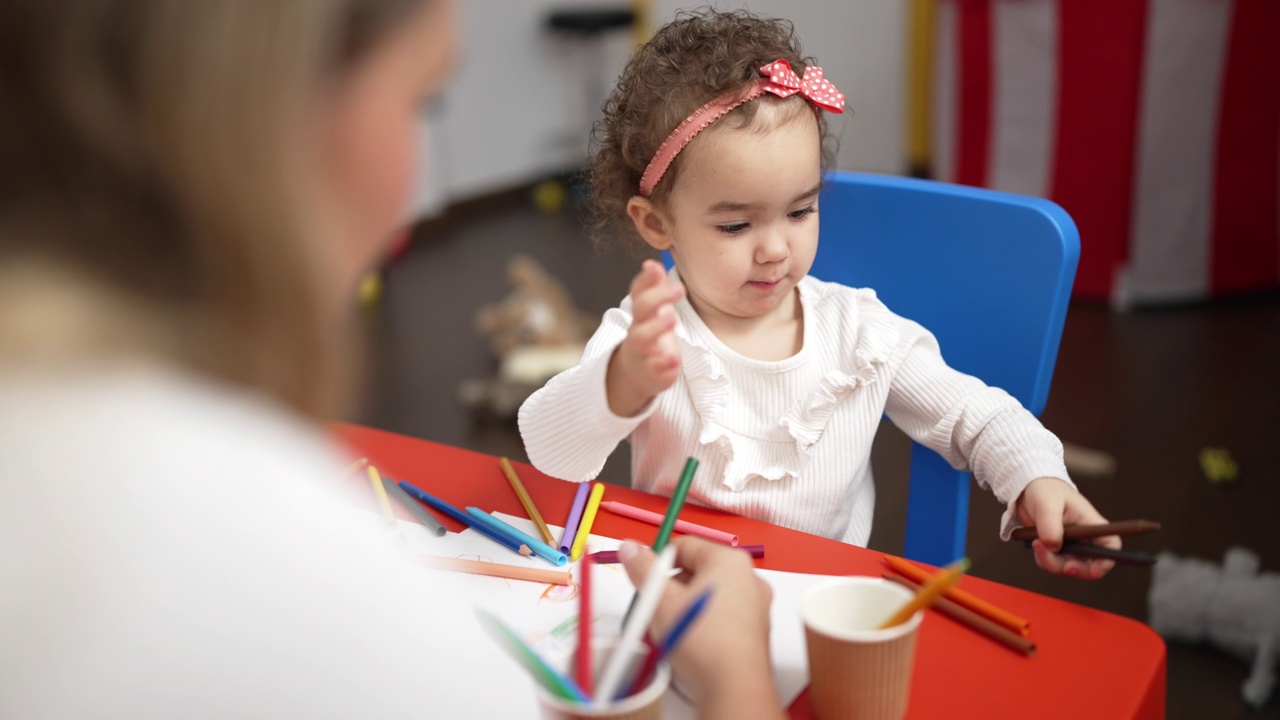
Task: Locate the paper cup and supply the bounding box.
[801,577,923,720]
[537,638,670,720]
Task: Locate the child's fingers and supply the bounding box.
[629,263,684,324]
[1029,502,1066,552]
[625,306,678,354]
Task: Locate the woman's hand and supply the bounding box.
[618,537,784,720]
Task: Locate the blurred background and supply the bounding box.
[351,2,1280,717]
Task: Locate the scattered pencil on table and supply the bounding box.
[500,456,555,545]
[559,482,592,555]
[569,482,606,561]
[476,609,589,703]
[465,507,568,566]
[577,554,593,694]
[397,480,533,558]
[419,555,571,585]
[600,500,739,546]
[382,476,446,537]
[883,554,1030,636]
[879,557,969,629]
[883,573,1036,656]
[590,544,764,564]
[365,464,396,527]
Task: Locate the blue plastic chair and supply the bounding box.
[814,171,1079,565]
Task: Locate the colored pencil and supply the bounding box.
[559,482,592,554]
[621,458,698,624]
[397,480,533,558]
[1023,539,1157,566]
[1009,519,1161,542]
[576,555,593,695]
[623,588,713,698]
[590,544,764,564]
[883,573,1036,656]
[476,609,589,704]
[382,476,446,537]
[878,557,969,629]
[652,457,699,553]
[883,554,1030,636]
[365,465,395,527]
[500,457,555,545]
[600,500,739,546]
[569,483,606,561]
[465,507,568,566]
[343,457,368,476]
[594,546,677,707]
[419,555,571,585]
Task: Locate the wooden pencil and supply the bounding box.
[878,558,968,629]
[500,457,555,545]
[418,555,571,585]
[1009,519,1161,542]
[884,573,1036,656]
[883,555,1031,636]
[365,464,395,527]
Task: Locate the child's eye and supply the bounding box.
[789,206,816,220]
[717,222,749,235]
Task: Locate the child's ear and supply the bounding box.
[626,196,673,251]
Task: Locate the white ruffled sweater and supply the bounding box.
[518,274,1071,546]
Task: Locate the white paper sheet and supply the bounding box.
[363,510,830,717]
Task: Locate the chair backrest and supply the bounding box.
[815,171,1079,565]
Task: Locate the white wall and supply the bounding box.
[651,1,907,176]
[409,0,907,220]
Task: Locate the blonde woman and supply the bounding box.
[0,1,779,717]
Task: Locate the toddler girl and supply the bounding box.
[519,8,1117,577]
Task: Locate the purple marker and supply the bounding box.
[558,482,593,554]
[590,544,765,564]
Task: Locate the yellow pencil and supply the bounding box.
[878,557,970,629]
[569,483,606,561]
[418,555,572,586]
[366,464,396,527]
[500,457,555,545]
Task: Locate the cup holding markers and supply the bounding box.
[537,638,671,720]
[801,577,923,720]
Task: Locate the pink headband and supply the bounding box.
[638,59,846,197]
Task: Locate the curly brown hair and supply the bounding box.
[587,7,839,252]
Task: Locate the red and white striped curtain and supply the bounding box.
[931,0,1280,305]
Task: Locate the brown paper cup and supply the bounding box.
[801,577,923,720]
[537,638,670,720]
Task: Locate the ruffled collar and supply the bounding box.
[672,274,899,491]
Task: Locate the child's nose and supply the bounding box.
[755,227,789,263]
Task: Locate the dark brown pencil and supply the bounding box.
[883,573,1036,657]
[1043,540,1157,566]
[1009,519,1161,542]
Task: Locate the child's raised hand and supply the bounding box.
[606,259,685,417]
[1015,477,1121,580]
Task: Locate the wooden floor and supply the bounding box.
[355,187,1280,719]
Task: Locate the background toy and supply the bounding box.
[1148,546,1280,708]
[458,254,597,418]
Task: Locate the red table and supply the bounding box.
[336,423,1166,719]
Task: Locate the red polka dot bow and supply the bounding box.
[758,59,846,114]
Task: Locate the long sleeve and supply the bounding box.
[881,314,1073,537]
[518,300,657,482]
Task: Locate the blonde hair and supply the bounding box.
[0,0,426,418]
